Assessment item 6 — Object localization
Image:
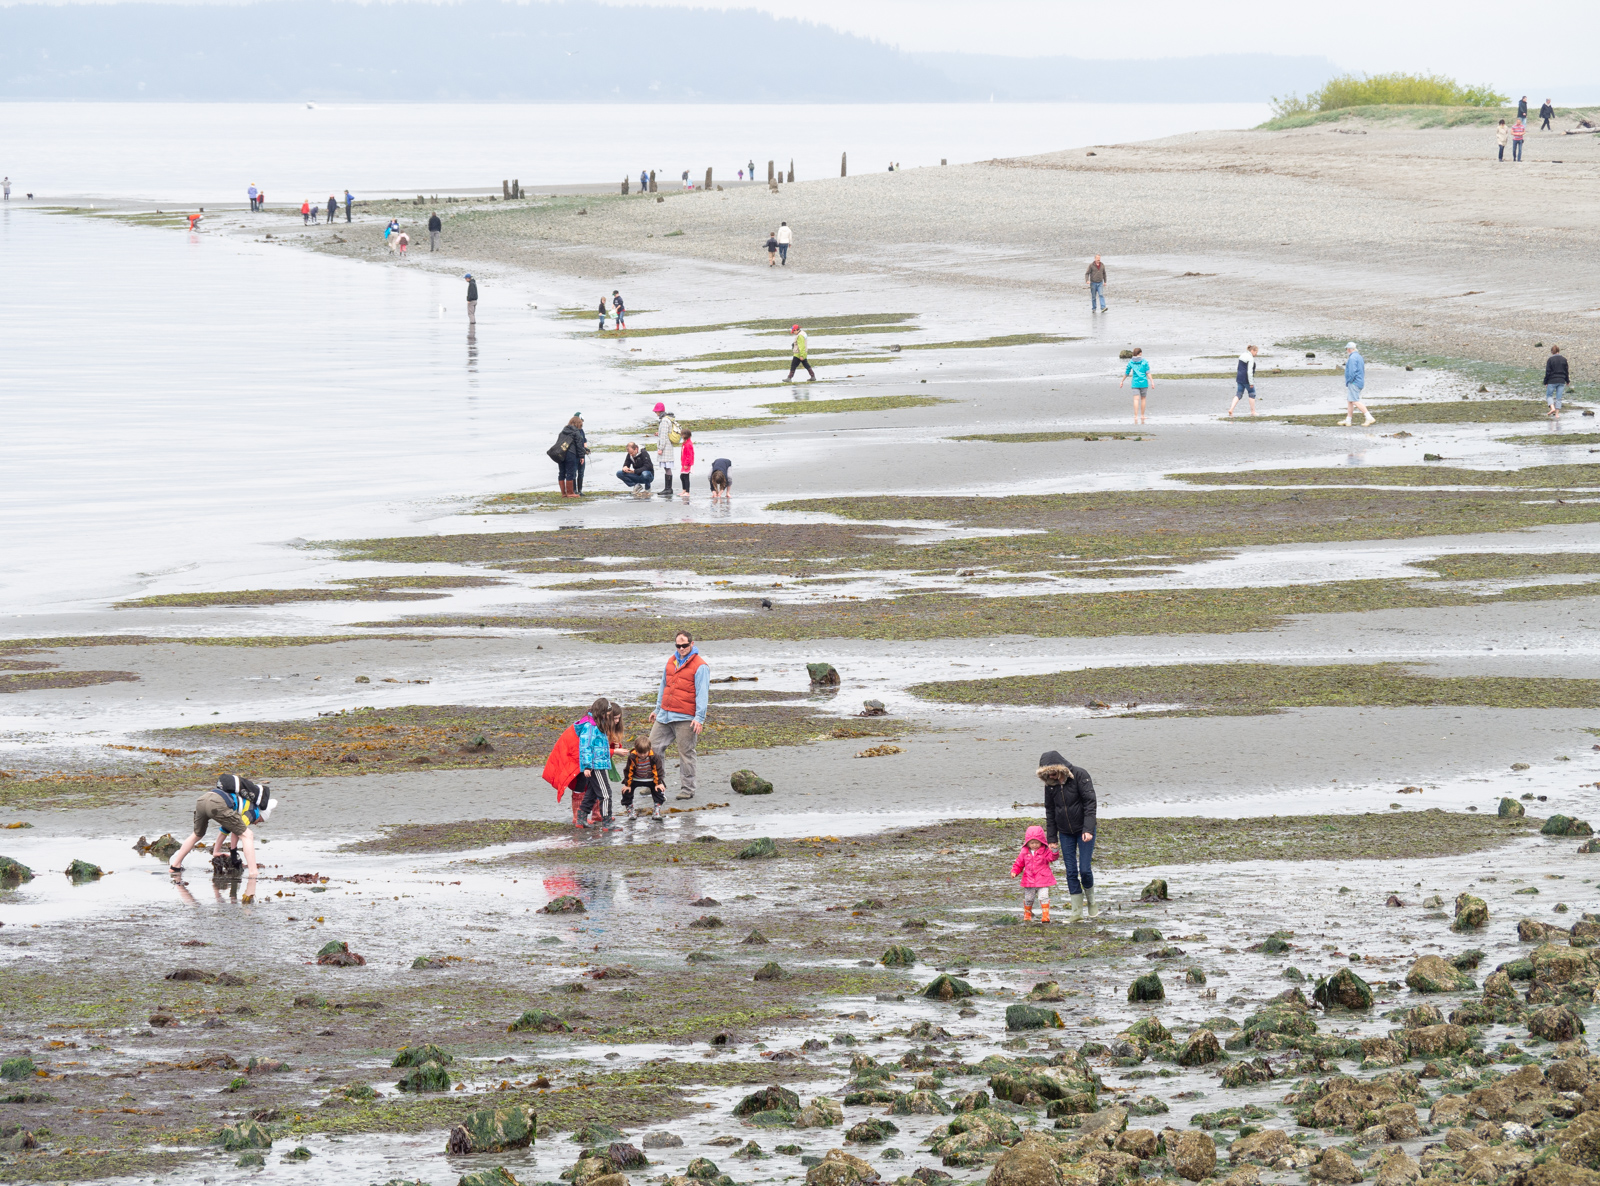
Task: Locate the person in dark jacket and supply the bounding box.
[1539,100,1555,131]
[617,442,654,492]
[1039,749,1098,921]
[1545,346,1571,416]
[1518,96,1529,120]
[553,414,585,497]
[428,211,442,252]
[464,273,478,325]
[327,195,338,224]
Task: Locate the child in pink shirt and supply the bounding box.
[1011,824,1059,923]
[678,431,695,495]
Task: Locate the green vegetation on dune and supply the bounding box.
[1265,73,1507,125]
[1171,464,1600,488]
[909,660,1600,714]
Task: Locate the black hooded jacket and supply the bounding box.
[1038,749,1097,844]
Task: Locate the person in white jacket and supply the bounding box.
[653,402,677,497]
[1228,345,1260,417]
[776,221,793,266]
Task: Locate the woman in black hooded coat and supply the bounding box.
[1038,749,1097,921]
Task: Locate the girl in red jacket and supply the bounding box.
[678,430,694,496]
[1011,824,1059,923]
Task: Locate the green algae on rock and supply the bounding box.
[1004,1003,1064,1031]
[731,769,773,795]
[396,1060,453,1092]
[0,855,35,884]
[1406,955,1476,993]
[216,1119,273,1150]
[922,974,978,1001]
[64,859,103,882]
[446,1105,537,1154]
[1313,967,1375,1010]
[1453,893,1490,931]
[1127,972,1165,1003]
[880,945,917,967]
[393,1044,453,1067]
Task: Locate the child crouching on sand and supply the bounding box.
[1011,824,1058,923]
[622,736,665,818]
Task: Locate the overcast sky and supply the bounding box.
[597,0,1600,89]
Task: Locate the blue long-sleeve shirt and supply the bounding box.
[1344,352,1365,389]
[655,649,709,725]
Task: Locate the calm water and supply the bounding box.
[0,101,1269,202]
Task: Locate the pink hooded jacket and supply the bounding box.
[1011,825,1058,888]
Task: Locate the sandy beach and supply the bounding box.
[4,106,1600,1186]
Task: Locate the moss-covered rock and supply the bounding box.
[1124,1017,1172,1046]
[1315,967,1374,1010]
[795,1097,844,1128]
[1186,967,1207,986]
[315,939,366,966]
[753,962,787,981]
[0,1057,37,1082]
[216,1119,273,1150]
[1452,893,1489,931]
[64,859,103,882]
[881,945,917,967]
[734,1085,801,1117]
[458,1169,522,1186]
[396,1060,452,1092]
[393,1044,453,1067]
[730,770,773,795]
[1499,798,1526,818]
[0,856,34,885]
[846,1118,899,1144]
[1004,1003,1063,1031]
[890,1090,952,1116]
[736,837,777,859]
[445,1106,537,1155]
[1528,1004,1585,1042]
[541,895,586,913]
[1176,1029,1222,1067]
[1405,954,1475,993]
[922,974,978,1001]
[1139,879,1169,902]
[1130,927,1162,942]
[1542,815,1595,836]
[807,663,840,686]
[508,1009,571,1033]
[1127,972,1164,1003]
[1400,1024,1474,1057]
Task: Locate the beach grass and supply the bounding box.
[1498,432,1600,446]
[1406,552,1600,580]
[908,660,1600,713]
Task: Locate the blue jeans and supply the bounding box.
[1090,281,1106,310]
[778,243,789,264]
[618,469,654,489]
[1061,834,1095,894]
[1513,140,1523,161]
[558,453,581,482]
[1546,384,1565,408]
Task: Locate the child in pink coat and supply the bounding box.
[1011,824,1059,923]
[678,431,695,496]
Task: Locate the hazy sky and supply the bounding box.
[599,0,1600,87]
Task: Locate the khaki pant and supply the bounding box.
[649,718,698,795]
[192,791,247,840]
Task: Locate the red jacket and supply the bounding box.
[680,441,695,471]
[541,724,582,801]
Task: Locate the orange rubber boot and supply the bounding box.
[1041,902,1051,924]
[1023,905,1033,922]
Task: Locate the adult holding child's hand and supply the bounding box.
[1039,749,1097,922]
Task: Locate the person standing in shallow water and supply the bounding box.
[1039,750,1097,921]
[464,273,478,325]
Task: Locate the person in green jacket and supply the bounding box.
[1119,348,1151,425]
[786,324,816,381]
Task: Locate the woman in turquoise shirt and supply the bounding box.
[1119,348,1151,425]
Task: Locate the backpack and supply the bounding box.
[666,417,683,446]
[217,773,272,822]
[547,432,572,463]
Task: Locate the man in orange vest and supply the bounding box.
[649,630,708,800]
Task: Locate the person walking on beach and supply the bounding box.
[597,295,609,332]
[1518,96,1529,120]
[650,631,709,801]
[1545,345,1570,416]
[327,195,338,224]
[428,210,442,251]
[617,442,654,492]
[248,183,258,212]
[787,325,816,382]
[344,190,353,222]
[1086,255,1108,311]
[1540,99,1555,131]
[611,290,626,330]
[1512,117,1526,161]
[1228,345,1260,417]
[2,177,10,201]
[1496,119,1510,160]
[748,159,756,182]
[464,273,478,325]
[1039,750,1097,921]
[765,231,779,267]
[1011,824,1058,924]
[776,221,792,266]
[1119,347,1150,424]
[1342,342,1375,426]
[653,403,679,496]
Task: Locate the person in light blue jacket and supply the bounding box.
[1342,342,1375,426]
[1119,347,1151,425]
